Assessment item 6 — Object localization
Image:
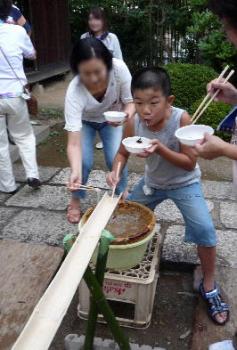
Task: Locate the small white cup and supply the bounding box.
[175,125,214,147]
[104,111,127,123]
[122,136,152,154]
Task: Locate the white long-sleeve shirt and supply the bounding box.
[81,32,123,60]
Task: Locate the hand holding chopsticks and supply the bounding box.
[191,66,235,125]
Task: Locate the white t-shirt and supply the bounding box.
[0,23,35,94]
[65,58,133,132]
[81,32,123,60]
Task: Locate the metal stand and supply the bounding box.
[64,230,131,350]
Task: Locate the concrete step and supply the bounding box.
[10,124,50,163]
[65,334,166,350]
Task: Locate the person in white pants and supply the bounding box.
[0,0,40,193]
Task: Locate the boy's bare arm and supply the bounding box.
[112,117,134,173]
[144,112,197,171]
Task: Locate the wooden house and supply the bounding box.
[15,0,71,83]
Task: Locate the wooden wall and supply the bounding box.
[28,0,71,67]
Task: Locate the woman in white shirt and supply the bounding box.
[65,38,134,223]
[81,7,123,150]
[81,7,123,60]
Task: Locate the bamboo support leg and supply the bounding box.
[84,267,131,350]
[84,230,114,349]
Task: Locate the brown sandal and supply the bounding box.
[67,199,81,224]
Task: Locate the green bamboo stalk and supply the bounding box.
[84,230,114,350]
[84,266,131,350]
[63,230,130,349]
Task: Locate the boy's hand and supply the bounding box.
[137,140,160,158]
[106,171,120,188]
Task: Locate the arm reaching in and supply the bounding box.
[195,133,237,160]
[67,131,82,191]
[207,78,237,105]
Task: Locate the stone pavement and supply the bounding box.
[10,124,49,162]
[2,166,236,258]
[1,166,237,348]
[64,334,165,350]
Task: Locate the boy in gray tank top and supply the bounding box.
[107,67,229,325]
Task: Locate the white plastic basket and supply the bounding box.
[78,230,160,329]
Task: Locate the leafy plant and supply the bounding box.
[165,63,217,110]
[184,0,237,70]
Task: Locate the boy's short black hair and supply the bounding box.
[208,0,237,30]
[131,67,172,97]
[70,37,113,74]
[0,0,12,21]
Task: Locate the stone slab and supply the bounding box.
[13,164,60,183]
[217,229,237,268]
[191,266,237,350]
[0,192,11,204]
[162,226,237,268]
[10,125,50,163]
[6,185,70,211]
[162,225,198,265]
[155,200,214,224]
[0,207,20,230]
[64,335,166,350]
[1,209,78,246]
[220,202,237,229]
[0,239,64,350]
[202,180,236,201]
[50,169,141,191]
[50,168,109,188]
[79,190,107,214]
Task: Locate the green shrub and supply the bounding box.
[165,63,217,110]
[190,98,232,141]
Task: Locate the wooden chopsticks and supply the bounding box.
[191,65,235,125]
[66,183,102,192]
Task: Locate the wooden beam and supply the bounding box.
[12,193,121,350]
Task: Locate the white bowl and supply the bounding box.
[175,125,214,147]
[104,111,127,123]
[122,136,152,154]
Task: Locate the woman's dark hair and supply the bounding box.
[131,67,172,97]
[88,6,108,34]
[208,0,237,30]
[70,38,113,74]
[0,0,12,21]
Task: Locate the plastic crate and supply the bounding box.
[78,230,160,329]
